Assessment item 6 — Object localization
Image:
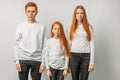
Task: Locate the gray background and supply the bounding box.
[0,0,120,80]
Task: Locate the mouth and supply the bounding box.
[78,17,83,20]
[30,17,33,18]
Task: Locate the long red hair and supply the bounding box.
[70,5,91,41]
[51,21,71,58]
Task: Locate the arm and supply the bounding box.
[45,44,51,78]
[63,52,69,77]
[42,40,50,69]
[89,25,95,65]
[14,27,22,64]
[64,55,69,70]
[39,26,47,73]
[14,26,22,72]
[88,25,95,72]
[41,26,47,66]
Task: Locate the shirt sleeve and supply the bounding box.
[14,27,22,64]
[64,55,69,69]
[42,26,47,50]
[41,26,47,66]
[62,46,69,69]
[42,40,50,69]
[89,25,95,65]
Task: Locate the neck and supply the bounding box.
[53,36,59,39]
[77,21,82,25]
[27,19,36,23]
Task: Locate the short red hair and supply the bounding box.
[25,2,38,10]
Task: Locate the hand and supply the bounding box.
[16,64,22,72]
[88,64,94,72]
[63,69,68,77]
[47,69,52,78]
[68,67,71,73]
[39,65,45,73]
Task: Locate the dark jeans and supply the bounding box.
[19,60,41,80]
[50,67,64,80]
[69,52,90,80]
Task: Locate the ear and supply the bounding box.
[51,29,53,33]
[36,10,38,15]
[25,10,27,13]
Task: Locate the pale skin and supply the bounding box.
[16,6,44,73]
[76,8,94,72]
[46,24,68,78]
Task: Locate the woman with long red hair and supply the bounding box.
[43,21,70,80]
[68,5,95,80]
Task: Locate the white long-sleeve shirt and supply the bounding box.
[68,24,94,64]
[42,38,69,70]
[14,21,46,65]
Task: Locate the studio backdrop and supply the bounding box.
[0,0,120,80]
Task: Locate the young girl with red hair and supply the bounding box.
[43,21,70,80]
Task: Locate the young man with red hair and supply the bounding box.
[14,2,46,80]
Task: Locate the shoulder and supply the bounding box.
[36,22,46,31]
[89,24,94,31]
[36,21,44,27]
[47,38,53,42]
[66,26,71,32]
[16,21,26,31]
[45,38,53,45]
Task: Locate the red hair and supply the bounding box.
[70,5,91,41]
[51,21,71,58]
[25,2,38,10]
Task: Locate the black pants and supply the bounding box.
[19,60,41,80]
[50,67,64,80]
[69,52,90,80]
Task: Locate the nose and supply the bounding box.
[30,12,33,16]
[29,11,33,15]
[56,29,59,32]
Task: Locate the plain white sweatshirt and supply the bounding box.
[68,24,94,64]
[42,38,69,70]
[14,21,46,65]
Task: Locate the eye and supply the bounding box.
[54,28,57,30]
[27,11,30,13]
[32,11,36,13]
[80,12,84,14]
[76,12,79,14]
